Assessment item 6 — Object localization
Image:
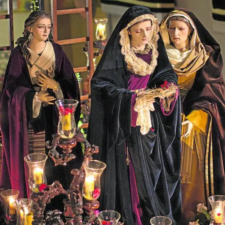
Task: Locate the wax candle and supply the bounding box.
[33,167,43,185]
[97,24,105,39]
[26,212,33,225]
[20,209,27,225]
[9,197,16,215]
[62,113,71,131]
[214,208,223,223]
[84,175,95,200]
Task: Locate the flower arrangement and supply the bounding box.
[189,203,211,225]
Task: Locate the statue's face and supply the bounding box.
[168,20,191,51]
[129,20,152,50]
[30,17,52,42]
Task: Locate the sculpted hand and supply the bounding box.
[181,120,193,138]
[38,73,58,91]
[37,91,56,105]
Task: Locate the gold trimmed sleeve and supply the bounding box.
[186,109,209,134]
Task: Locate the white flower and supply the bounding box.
[197,203,208,213]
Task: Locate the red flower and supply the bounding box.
[102,221,111,225]
[93,188,101,199]
[160,80,168,88]
[39,183,48,192]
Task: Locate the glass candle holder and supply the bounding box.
[0,189,19,221]
[150,216,172,225]
[83,160,106,201]
[55,99,79,139]
[16,198,33,225]
[97,210,121,225]
[95,18,108,41]
[208,195,225,224]
[24,153,48,193]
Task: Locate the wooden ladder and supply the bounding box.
[51,0,94,129]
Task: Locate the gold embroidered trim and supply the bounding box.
[204,111,213,198]
[119,14,159,76]
[126,145,130,166]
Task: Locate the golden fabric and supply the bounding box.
[180,113,208,183]
[186,110,209,134]
[180,113,213,224]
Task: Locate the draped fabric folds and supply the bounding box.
[160,9,225,224]
[88,6,181,225]
[0,43,82,197]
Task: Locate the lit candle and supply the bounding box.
[97,24,105,39]
[62,113,71,131]
[214,208,223,223]
[9,197,16,215]
[84,175,95,200]
[26,212,33,225]
[20,209,27,225]
[33,167,43,185]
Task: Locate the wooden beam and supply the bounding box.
[0,14,9,19]
[73,67,88,73]
[0,46,10,51]
[79,123,89,129]
[52,0,58,42]
[86,0,94,95]
[57,8,86,15]
[56,37,87,45]
[8,0,14,50]
[80,95,89,101]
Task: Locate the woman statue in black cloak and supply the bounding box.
[88,6,182,225]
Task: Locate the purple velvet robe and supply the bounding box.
[0,42,81,197]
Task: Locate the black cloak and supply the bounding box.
[88,6,182,225]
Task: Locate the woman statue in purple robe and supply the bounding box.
[88,6,182,225]
[0,11,82,197]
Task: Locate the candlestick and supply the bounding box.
[9,197,16,215]
[97,210,121,225]
[84,175,95,200]
[33,167,43,185]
